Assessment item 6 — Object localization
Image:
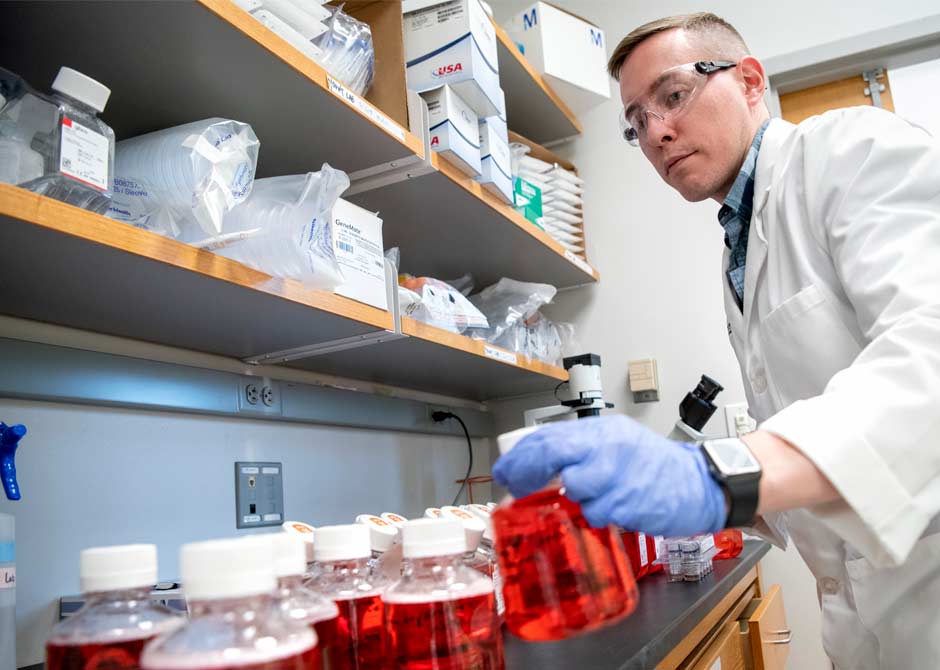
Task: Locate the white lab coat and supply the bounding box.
[724,107,940,670]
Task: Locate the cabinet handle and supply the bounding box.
[768,629,791,636]
[766,635,792,645]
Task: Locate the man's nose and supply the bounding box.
[645,111,675,146]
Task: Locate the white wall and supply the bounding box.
[0,398,492,666]
[491,2,940,669]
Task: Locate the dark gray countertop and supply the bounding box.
[504,540,771,670]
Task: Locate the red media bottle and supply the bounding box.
[713,529,744,560]
[383,518,503,670]
[492,427,639,641]
[46,544,182,670]
[308,524,387,670]
[141,537,319,670]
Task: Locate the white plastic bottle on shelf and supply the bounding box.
[270,533,339,669]
[141,537,318,670]
[383,519,504,670]
[308,524,387,670]
[0,71,48,186]
[0,514,14,670]
[45,544,182,670]
[20,67,114,214]
[355,514,403,580]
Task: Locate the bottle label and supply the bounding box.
[637,532,648,567]
[60,117,109,191]
[0,567,14,589]
[492,561,505,615]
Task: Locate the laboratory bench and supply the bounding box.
[504,541,787,670]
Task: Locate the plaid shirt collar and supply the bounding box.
[717,120,770,311]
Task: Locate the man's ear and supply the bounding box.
[739,56,767,108]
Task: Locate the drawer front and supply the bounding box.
[747,584,790,670]
[685,620,747,670]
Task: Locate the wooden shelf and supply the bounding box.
[0,0,423,176]
[494,22,583,145]
[349,153,599,289]
[283,318,568,401]
[0,185,392,359]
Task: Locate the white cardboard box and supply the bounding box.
[332,198,388,310]
[475,117,512,203]
[403,0,502,117]
[423,85,482,176]
[504,2,611,114]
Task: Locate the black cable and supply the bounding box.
[432,411,473,506]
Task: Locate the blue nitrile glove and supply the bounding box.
[492,415,727,537]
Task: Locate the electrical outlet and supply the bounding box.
[238,379,282,415]
[235,462,284,528]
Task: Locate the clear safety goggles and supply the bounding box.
[619,60,737,147]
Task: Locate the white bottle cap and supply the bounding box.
[313,524,371,562]
[497,426,538,455]
[180,537,276,601]
[80,544,157,593]
[424,507,443,518]
[355,514,400,552]
[440,506,485,552]
[51,67,111,113]
[402,518,466,559]
[270,532,306,578]
[461,505,494,543]
[486,502,497,511]
[282,520,316,563]
[380,512,408,528]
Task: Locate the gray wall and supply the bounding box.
[0,398,492,666]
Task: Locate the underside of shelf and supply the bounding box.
[0,0,420,176]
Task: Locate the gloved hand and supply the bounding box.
[492,415,727,537]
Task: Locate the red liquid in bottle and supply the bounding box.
[325,594,385,670]
[47,636,155,670]
[492,488,638,641]
[144,647,319,670]
[384,593,503,670]
[713,529,744,560]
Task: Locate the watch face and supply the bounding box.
[707,439,761,475]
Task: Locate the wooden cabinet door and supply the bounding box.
[746,584,790,670]
[681,620,747,670]
[779,69,894,123]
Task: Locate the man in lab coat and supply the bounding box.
[493,12,940,670]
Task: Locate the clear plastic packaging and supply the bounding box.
[313,4,375,96]
[491,428,638,641]
[46,545,182,670]
[383,519,503,670]
[398,276,489,334]
[468,278,557,346]
[214,167,348,290]
[309,524,387,670]
[656,535,718,583]
[12,67,114,214]
[141,537,317,670]
[0,68,47,186]
[109,118,259,241]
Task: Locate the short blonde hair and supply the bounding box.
[607,13,750,81]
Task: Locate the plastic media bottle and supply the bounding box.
[383,519,503,670]
[379,513,407,529]
[140,537,318,670]
[461,504,505,617]
[308,525,386,670]
[713,529,744,560]
[355,514,403,580]
[270,533,339,669]
[491,427,639,641]
[423,508,442,519]
[45,544,182,670]
[20,67,114,214]
[282,521,317,576]
[439,506,488,572]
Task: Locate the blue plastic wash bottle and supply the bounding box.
[0,421,26,670]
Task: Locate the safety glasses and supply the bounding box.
[619,60,737,147]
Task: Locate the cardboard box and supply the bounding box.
[403,0,502,117]
[476,118,513,203]
[423,85,482,176]
[504,2,611,114]
[332,198,388,310]
[513,177,542,225]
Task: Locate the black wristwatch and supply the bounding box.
[700,438,762,528]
